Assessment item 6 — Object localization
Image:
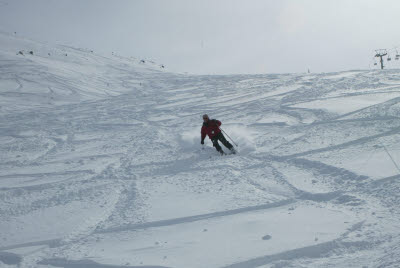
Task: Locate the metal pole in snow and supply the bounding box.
[382,144,400,174]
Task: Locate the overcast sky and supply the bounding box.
[1,0,400,74]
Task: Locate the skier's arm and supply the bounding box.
[210,119,221,126]
[201,126,206,143]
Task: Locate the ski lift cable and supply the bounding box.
[372,47,400,68]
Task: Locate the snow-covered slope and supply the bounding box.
[2,32,400,268]
[0,31,168,112]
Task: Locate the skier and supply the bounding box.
[201,114,236,155]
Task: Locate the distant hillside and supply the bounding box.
[0,31,168,111]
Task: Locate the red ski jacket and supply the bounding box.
[201,119,221,140]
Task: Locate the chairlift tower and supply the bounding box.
[375,49,388,69]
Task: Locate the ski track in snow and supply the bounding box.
[1,32,400,267]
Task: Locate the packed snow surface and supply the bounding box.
[1,32,400,267]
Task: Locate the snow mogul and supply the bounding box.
[201,114,236,155]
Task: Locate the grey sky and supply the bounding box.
[1,0,400,74]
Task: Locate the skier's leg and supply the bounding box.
[212,138,224,155]
[218,133,233,150]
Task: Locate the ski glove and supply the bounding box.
[201,140,204,145]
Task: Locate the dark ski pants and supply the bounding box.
[211,132,233,153]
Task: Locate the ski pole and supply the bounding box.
[219,127,238,147]
[382,144,400,174]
